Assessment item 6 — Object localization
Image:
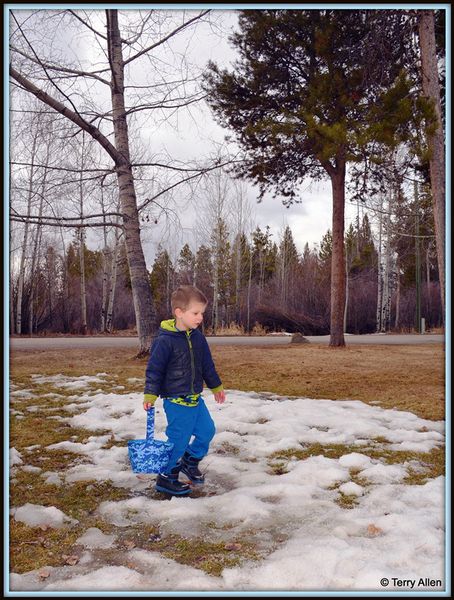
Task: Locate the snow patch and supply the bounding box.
[11,503,78,529]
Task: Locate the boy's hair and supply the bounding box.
[171,285,207,313]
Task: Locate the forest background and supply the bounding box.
[8,8,445,340]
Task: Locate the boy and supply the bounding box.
[143,285,226,496]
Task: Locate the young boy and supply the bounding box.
[143,285,226,496]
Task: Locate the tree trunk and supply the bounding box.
[382,194,392,331]
[101,245,110,332]
[418,10,445,324]
[107,10,155,355]
[106,228,120,333]
[329,166,346,347]
[394,257,401,330]
[343,252,349,334]
[16,132,38,334]
[376,197,383,332]
[100,188,109,333]
[235,236,242,324]
[28,167,46,336]
[212,231,219,334]
[79,133,88,335]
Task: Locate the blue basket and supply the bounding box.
[128,408,173,474]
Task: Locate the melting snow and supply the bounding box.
[8,380,446,593]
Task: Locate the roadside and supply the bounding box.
[8,332,445,351]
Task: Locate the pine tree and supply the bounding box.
[205,9,433,346]
[177,243,196,286]
[150,246,175,322]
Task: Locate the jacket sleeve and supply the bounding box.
[201,335,223,391]
[144,337,171,396]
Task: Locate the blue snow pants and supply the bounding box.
[163,397,216,473]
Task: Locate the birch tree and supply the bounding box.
[9,8,226,354]
[198,167,233,333]
[15,129,39,334]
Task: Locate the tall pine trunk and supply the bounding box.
[329,166,346,347]
[107,10,155,355]
[418,10,445,323]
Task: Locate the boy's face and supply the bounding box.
[175,301,206,330]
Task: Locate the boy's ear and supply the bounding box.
[174,307,183,319]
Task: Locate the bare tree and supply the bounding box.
[9,8,229,354]
[15,127,39,334]
[78,132,88,335]
[198,166,233,333]
[231,180,253,324]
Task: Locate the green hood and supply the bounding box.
[159,319,193,336]
[160,318,178,332]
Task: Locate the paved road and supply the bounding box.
[9,333,444,351]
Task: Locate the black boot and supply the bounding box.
[180,451,205,484]
[155,466,191,496]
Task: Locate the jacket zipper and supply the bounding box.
[187,331,195,394]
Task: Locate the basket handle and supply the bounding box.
[146,407,155,439]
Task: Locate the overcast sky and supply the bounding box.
[127,8,362,266]
[9,7,364,268]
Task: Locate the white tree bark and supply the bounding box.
[79,132,88,335]
[28,162,46,336]
[16,132,38,335]
[100,187,110,332]
[106,226,121,333]
[375,196,383,332]
[394,257,401,330]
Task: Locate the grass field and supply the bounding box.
[10,341,446,420]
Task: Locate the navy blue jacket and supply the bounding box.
[144,319,222,398]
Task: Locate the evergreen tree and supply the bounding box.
[251,226,276,303]
[210,218,231,330]
[230,231,252,324]
[194,244,214,329]
[205,9,432,346]
[276,225,300,309]
[150,246,175,322]
[177,243,195,286]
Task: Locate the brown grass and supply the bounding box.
[211,344,445,421]
[10,342,445,420]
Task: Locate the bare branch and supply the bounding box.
[67,9,109,41]
[137,158,241,211]
[10,45,111,85]
[11,13,91,122]
[11,161,115,175]
[125,94,207,115]
[131,162,210,173]
[123,10,211,66]
[10,66,120,164]
[10,215,123,229]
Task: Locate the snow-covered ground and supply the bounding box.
[9,375,447,593]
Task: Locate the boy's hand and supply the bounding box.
[143,394,157,410]
[214,390,226,404]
